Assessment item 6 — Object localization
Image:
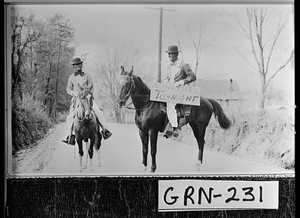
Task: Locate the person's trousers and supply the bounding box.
[166,102,178,128]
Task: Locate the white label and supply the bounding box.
[158,180,279,212]
[150,83,200,106]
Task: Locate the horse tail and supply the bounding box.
[208,99,231,129]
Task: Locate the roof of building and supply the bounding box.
[194,79,243,100]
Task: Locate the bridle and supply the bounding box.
[119,75,153,111]
[75,90,94,122]
[119,75,136,104]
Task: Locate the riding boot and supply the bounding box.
[62,135,69,144]
[62,134,76,145]
[163,124,180,138]
[172,127,180,138]
[63,114,76,145]
[62,123,76,145]
[98,122,112,140]
[163,123,174,138]
[102,129,112,140]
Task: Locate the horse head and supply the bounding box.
[117,66,135,108]
[76,89,94,120]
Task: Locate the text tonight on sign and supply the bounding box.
[150,83,201,106]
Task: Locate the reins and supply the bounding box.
[120,75,153,112]
[124,99,154,111]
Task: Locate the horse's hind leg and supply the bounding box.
[95,132,102,167]
[190,121,206,172]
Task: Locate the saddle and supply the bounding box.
[159,102,192,129]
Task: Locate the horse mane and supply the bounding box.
[75,97,84,119]
[134,75,150,94]
[74,89,93,120]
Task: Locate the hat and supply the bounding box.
[71,57,83,65]
[165,45,180,54]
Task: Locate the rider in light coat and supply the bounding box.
[164,45,196,137]
[62,57,112,144]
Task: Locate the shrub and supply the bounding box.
[12,94,53,153]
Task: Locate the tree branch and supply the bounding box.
[266,49,294,87]
[233,46,258,71]
[247,8,263,75]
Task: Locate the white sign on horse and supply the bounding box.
[150,83,201,106]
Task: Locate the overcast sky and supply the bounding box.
[11,3,294,99]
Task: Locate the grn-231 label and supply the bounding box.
[158,180,278,211]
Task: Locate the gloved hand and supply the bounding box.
[173,80,184,87]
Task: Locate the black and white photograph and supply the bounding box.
[6,3,294,177]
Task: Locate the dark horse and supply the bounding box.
[117,66,232,173]
[73,89,102,171]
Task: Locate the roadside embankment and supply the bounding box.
[176,107,295,170]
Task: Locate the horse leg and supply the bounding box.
[190,122,206,172]
[88,137,95,172]
[139,129,149,172]
[82,138,89,169]
[95,132,102,167]
[77,139,84,172]
[149,130,158,173]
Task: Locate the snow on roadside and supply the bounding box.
[177,107,295,170]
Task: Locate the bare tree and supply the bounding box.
[91,40,141,123]
[171,18,184,62]
[228,7,294,109]
[188,18,216,77]
[171,15,216,78]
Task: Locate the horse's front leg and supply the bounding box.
[77,139,85,172]
[82,138,89,169]
[139,129,149,172]
[149,130,158,173]
[87,137,95,172]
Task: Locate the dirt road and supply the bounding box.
[11,122,292,176]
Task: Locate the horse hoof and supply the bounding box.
[150,167,156,173]
[97,162,102,167]
[193,162,202,172]
[142,165,147,172]
[82,164,87,169]
[194,166,201,172]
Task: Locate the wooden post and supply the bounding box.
[157,7,163,83]
[144,7,177,83]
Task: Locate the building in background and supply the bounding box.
[195,79,243,112]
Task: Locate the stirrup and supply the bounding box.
[101,129,112,140]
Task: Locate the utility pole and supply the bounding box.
[145,7,176,83]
